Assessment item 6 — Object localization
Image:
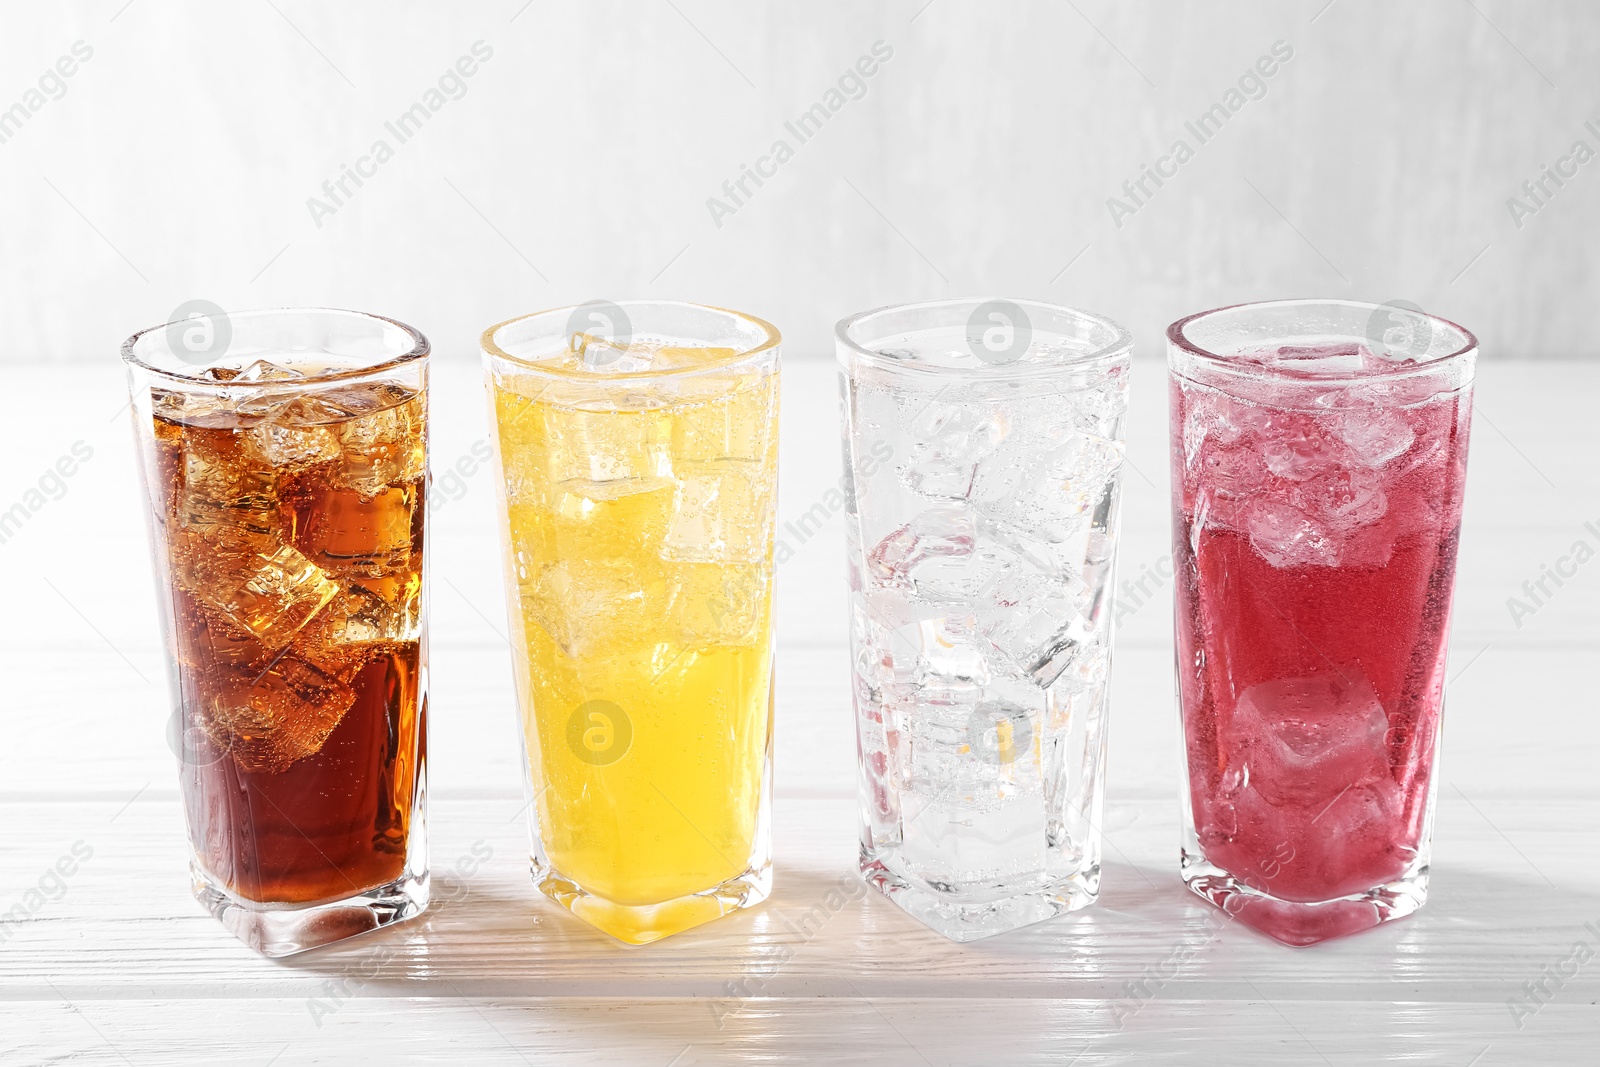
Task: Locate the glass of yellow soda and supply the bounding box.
[482,301,780,943]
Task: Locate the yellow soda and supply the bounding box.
[487,329,778,943]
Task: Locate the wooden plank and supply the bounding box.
[3,996,1592,1065]
[2,796,1595,1007]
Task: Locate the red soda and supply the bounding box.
[1171,341,1473,945]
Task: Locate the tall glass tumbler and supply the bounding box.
[483,301,780,945]
[838,299,1132,941]
[124,308,430,957]
[1168,299,1476,946]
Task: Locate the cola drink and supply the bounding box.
[126,309,430,955]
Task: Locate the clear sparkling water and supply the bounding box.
[843,329,1128,939]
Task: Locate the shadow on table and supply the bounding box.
[257,856,1600,1065]
[269,851,1600,1007]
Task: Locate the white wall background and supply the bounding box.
[0,0,1597,364]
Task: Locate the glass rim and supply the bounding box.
[481,300,781,381]
[121,306,430,386]
[1167,298,1478,383]
[835,297,1133,380]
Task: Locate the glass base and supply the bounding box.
[534,859,771,945]
[191,863,430,958]
[859,847,1099,943]
[1180,847,1428,946]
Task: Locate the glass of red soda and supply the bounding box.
[1167,299,1476,946]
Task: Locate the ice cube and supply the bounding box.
[999,395,1078,449]
[152,388,231,430]
[977,586,1098,689]
[521,558,654,660]
[1253,343,1385,377]
[886,696,970,822]
[969,548,1094,689]
[1259,416,1342,481]
[869,509,1035,608]
[1307,779,1408,898]
[569,332,736,374]
[851,595,935,695]
[664,562,766,647]
[179,446,280,535]
[330,382,425,496]
[295,483,416,581]
[209,542,341,649]
[1182,388,1249,470]
[899,788,1047,883]
[1334,406,1415,467]
[910,618,993,688]
[966,440,1030,520]
[492,393,548,507]
[1191,432,1277,533]
[1244,499,1338,568]
[1291,466,1387,533]
[986,520,1072,582]
[243,393,350,466]
[899,403,1006,501]
[970,433,1121,541]
[1199,441,1272,500]
[867,506,977,598]
[201,655,356,774]
[660,461,772,564]
[249,419,340,466]
[235,359,303,383]
[543,404,673,502]
[1062,375,1130,438]
[870,512,1093,688]
[172,596,265,682]
[1226,671,1390,806]
[500,447,547,507]
[311,581,418,649]
[672,381,775,465]
[573,333,655,373]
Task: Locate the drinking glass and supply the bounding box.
[483,301,780,944]
[124,307,430,957]
[1168,299,1476,945]
[837,298,1132,941]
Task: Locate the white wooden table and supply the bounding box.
[2,357,1595,1064]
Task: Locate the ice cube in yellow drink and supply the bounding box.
[489,338,777,943]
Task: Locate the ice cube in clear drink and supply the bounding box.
[899,402,1004,501]
[867,506,980,602]
[665,562,765,647]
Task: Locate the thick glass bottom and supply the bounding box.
[1180,846,1428,946]
[191,861,429,958]
[860,846,1099,943]
[534,856,771,945]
